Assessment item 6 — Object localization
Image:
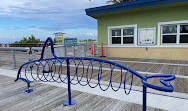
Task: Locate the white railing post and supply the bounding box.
[65,46,67,57]
[11,49,16,69]
[84,44,87,57]
[105,43,107,57]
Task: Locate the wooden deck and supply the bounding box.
[77,57,188,94]
[0,75,165,111]
[47,59,188,94]
[96,57,188,76]
[1,52,188,94]
[9,56,187,94]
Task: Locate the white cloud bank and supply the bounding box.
[0,0,109,43]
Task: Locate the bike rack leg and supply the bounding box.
[15,78,35,93]
[24,82,35,93]
[143,85,147,111]
[63,59,77,105]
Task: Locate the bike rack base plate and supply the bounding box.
[63,99,77,106]
[24,89,35,93]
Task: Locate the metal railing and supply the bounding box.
[0,41,106,70]
[0,43,44,47]
[0,43,92,69]
[15,37,175,111]
[91,42,107,57]
[0,47,42,69]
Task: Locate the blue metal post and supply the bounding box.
[143,85,147,111]
[63,59,77,105]
[67,59,72,104]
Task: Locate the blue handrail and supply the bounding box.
[15,37,176,111]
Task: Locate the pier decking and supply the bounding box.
[0,75,164,111]
[1,56,188,111]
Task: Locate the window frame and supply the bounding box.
[158,20,188,46]
[108,24,137,46]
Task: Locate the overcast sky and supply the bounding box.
[0,0,109,43]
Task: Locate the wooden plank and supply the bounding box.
[0,75,166,111]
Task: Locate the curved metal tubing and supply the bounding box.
[142,74,175,92]
[15,37,176,111]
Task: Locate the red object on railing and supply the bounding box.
[91,44,94,55]
[46,44,48,49]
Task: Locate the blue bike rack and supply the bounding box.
[15,37,176,111]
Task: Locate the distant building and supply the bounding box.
[85,0,188,60]
[54,32,66,41]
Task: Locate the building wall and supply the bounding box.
[97,2,188,60]
[107,47,188,60]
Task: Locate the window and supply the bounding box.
[123,28,134,44]
[160,21,188,45]
[111,29,121,44]
[138,28,156,45]
[162,25,177,43]
[109,25,137,46]
[180,25,188,43]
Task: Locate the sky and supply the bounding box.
[0,0,109,43]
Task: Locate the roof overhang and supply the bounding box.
[85,0,187,18]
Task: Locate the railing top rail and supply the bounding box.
[0,47,42,51]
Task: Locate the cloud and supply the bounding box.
[84,32,97,36]
[0,0,109,43]
[0,0,108,20]
[7,37,17,39]
[8,27,23,30]
[0,0,103,31]
[27,26,43,31]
